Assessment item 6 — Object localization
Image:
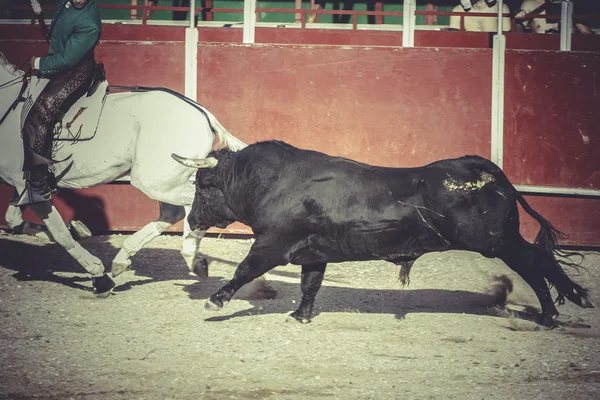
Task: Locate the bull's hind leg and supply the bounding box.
[535,250,595,310]
[112,202,184,277]
[498,240,558,326]
[288,263,327,324]
[28,202,115,297]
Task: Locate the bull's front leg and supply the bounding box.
[288,263,327,324]
[205,254,279,311]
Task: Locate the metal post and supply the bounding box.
[184,28,198,101]
[560,0,573,51]
[189,0,195,28]
[490,0,505,168]
[243,0,256,44]
[402,0,415,47]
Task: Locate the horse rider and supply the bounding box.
[16,0,102,205]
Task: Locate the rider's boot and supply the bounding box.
[12,166,54,206]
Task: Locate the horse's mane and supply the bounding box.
[0,52,23,79]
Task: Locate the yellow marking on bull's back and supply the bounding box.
[443,172,495,192]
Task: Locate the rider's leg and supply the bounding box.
[20,87,57,203]
[18,58,96,205]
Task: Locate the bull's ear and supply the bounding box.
[171,153,218,169]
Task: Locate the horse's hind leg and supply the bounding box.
[111,202,184,277]
[498,239,558,326]
[28,202,115,297]
[180,205,208,277]
[5,202,24,231]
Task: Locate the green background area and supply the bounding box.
[1,0,454,25]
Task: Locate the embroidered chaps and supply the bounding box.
[22,56,96,171]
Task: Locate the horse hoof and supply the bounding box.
[111,260,132,278]
[92,274,115,299]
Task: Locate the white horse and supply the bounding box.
[0,52,273,299]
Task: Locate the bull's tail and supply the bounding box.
[514,194,595,309]
[469,156,596,309]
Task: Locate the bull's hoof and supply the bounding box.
[192,258,209,279]
[92,274,115,299]
[205,298,224,311]
[538,313,559,329]
[286,312,311,324]
[111,259,132,278]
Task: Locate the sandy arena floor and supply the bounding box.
[0,232,599,399]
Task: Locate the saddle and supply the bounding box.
[20,62,109,144]
[55,62,108,143]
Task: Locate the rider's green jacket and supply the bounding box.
[39,0,101,75]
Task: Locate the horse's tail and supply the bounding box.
[467,156,595,309]
[202,109,248,152]
[107,86,248,152]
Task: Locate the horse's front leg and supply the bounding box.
[28,201,115,297]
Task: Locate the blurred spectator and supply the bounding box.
[308,0,376,24]
[172,0,191,21]
[130,0,157,20]
[515,0,595,34]
[449,0,511,32]
[573,0,597,34]
[458,0,497,12]
[425,3,438,26]
[515,0,558,33]
[308,0,326,23]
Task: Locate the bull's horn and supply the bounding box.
[171,153,218,169]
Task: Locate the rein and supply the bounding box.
[0,74,29,128]
[108,85,217,134]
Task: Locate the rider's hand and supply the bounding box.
[29,56,39,73]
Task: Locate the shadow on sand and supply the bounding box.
[0,237,552,327]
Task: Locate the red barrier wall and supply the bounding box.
[1,24,599,245]
[504,51,600,189]
[194,44,492,165]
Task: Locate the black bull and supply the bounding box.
[172,140,595,326]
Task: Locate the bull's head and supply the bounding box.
[171,152,229,232]
[171,153,219,169]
